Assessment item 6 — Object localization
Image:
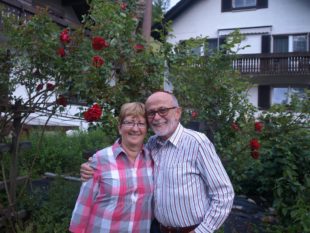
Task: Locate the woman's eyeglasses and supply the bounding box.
[122,121,147,128]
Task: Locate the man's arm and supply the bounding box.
[80,159,95,181]
[195,138,235,233]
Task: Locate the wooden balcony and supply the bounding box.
[232,52,310,76]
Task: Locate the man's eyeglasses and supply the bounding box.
[122,121,147,128]
[146,107,177,119]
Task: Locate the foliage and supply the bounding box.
[169,30,255,141]
[218,92,310,232]
[21,129,113,177]
[254,96,310,232]
[17,177,80,233]
[0,1,309,232]
[152,0,169,24]
[0,1,165,230]
[167,30,310,231]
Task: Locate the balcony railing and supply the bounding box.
[232,52,310,76]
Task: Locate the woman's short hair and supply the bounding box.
[119,102,146,124]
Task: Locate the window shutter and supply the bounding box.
[222,0,231,12]
[257,0,268,9]
[261,35,271,53]
[308,33,310,52]
[258,85,271,109]
[219,36,227,53]
[219,37,226,45]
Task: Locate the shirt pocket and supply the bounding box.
[100,170,121,196]
[164,161,193,188]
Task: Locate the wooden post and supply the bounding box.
[9,100,23,205]
[142,0,152,42]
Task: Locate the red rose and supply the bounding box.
[251,150,260,160]
[84,104,102,122]
[56,95,67,107]
[134,44,144,53]
[255,122,263,132]
[92,55,104,68]
[92,36,109,50]
[120,2,127,10]
[60,29,70,43]
[191,111,198,119]
[36,83,43,92]
[46,83,55,91]
[250,138,260,150]
[57,48,65,57]
[231,122,239,131]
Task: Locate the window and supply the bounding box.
[273,34,308,53]
[191,46,203,56]
[207,39,218,54]
[293,35,307,52]
[271,87,306,105]
[273,35,288,53]
[222,0,268,12]
[232,0,256,8]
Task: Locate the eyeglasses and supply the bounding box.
[146,107,177,119]
[122,121,147,128]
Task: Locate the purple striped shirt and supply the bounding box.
[147,124,234,233]
[69,140,154,233]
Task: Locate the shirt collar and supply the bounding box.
[155,123,184,148]
[112,138,147,158]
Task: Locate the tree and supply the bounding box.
[0,1,165,231]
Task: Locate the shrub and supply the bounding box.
[18,177,80,233]
[21,128,113,177]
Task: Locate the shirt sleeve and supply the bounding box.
[194,138,235,233]
[69,156,100,233]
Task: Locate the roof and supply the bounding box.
[151,0,200,40]
[165,0,201,21]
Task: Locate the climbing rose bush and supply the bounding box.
[84,104,103,122]
[254,121,263,132]
[92,36,109,50]
[59,28,70,43]
[92,55,104,68]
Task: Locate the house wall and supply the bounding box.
[13,86,89,130]
[169,0,310,47]
[167,0,310,108]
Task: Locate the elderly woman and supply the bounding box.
[69,102,154,233]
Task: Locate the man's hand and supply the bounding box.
[80,160,94,181]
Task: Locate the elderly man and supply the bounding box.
[81,91,234,233]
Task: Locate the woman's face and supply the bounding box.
[118,115,147,148]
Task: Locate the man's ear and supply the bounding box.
[175,107,182,120]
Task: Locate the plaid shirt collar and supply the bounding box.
[112,138,147,158]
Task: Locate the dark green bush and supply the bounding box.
[18,177,81,233]
[21,128,114,177]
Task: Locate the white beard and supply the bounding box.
[151,119,178,138]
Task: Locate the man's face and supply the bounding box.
[145,92,181,140]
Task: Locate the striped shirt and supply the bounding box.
[69,140,154,233]
[147,124,234,233]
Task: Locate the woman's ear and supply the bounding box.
[118,124,122,136]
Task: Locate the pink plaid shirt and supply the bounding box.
[69,140,154,233]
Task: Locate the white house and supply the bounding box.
[163,0,310,109]
[0,0,90,131]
